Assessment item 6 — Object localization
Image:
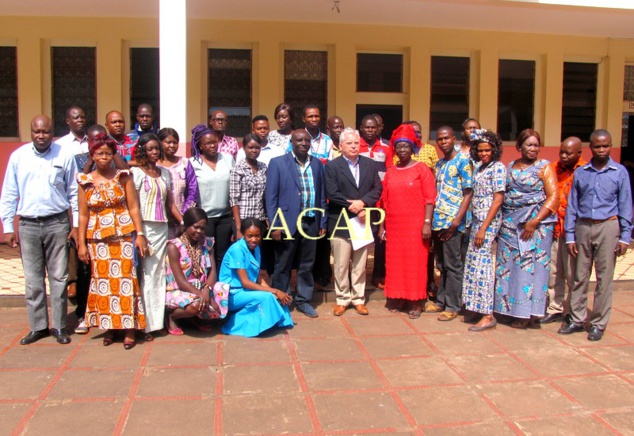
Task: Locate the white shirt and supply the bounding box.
[56,132,88,156]
[235,143,285,167]
[0,142,78,233]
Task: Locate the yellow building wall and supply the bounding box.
[1,15,633,148]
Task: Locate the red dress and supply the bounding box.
[381,162,436,300]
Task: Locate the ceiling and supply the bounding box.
[3,0,634,38]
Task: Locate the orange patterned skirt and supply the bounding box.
[85,235,146,330]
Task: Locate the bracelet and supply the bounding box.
[137,231,145,236]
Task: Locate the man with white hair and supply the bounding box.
[325,128,383,316]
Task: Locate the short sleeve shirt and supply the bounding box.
[432,152,473,232]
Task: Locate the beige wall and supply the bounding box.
[1,16,633,147]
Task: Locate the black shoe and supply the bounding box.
[587,326,604,341]
[20,329,50,345]
[557,322,585,335]
[539,313,563,324]
[51,328,71,345]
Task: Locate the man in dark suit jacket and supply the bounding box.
[265,129,328,318]
[325,128,383,316]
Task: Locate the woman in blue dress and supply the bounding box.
[462,130,506,331]
[219,218,294,337]
[494,129,559,329]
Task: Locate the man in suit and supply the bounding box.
[326,128,383,316]
[266,129,328,318]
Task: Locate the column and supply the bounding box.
[160,0,187,155]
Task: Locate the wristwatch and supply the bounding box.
[424,218,431,224]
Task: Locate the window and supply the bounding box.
[284,50,328,129]
[356,104,403,142]
[130,48,160,129]
[430,56,469,138]
[208,48,252,137]
[51,47,96,137]
[623,65,634,101]
[357,53,403,93]
[0,46,18,137]
[561,62,598,141]
[498,59,535,141]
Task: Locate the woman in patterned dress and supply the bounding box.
[132,134,184,338]
[157,128,199,239]
[165,207,229,335]
[494,129,559,329]
[462,130,506,331]
[77,133,148,349]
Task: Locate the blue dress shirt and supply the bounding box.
[0,142,78,233]
[564,158,632,244]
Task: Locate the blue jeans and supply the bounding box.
[18,212,70,330]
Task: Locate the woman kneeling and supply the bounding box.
[220,218,294,337]
[165,207,229,335]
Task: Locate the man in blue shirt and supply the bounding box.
[266,130,328,318]
[559,129,632,341]
[0,115,78,345]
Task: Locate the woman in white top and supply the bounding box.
[189,124,235,268]
[267,103,294,150]
[132,133,183,338]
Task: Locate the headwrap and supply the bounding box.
[191,124,215,161]
[389,124,421,154]
[470,128,493,144]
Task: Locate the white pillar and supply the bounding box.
[159,0,187,156]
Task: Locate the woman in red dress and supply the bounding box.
[379,124,436,318]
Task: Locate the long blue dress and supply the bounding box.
[219,238,293,337]
[494,159,555,319]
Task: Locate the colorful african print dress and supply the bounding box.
[165,235,229,319]
[462,161,506,314]
[494,159,556,319]
[77,170,146,330]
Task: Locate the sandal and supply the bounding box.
[438,311,458,322]
[425,301,443,313]
[408,308,423,319]
[123,333,136,350]
[511,317,541,330]
[102,331,115,346]
[166,314,185,336]
[143,332,155,342]
[386,298,404,313]
[168,326,184,335]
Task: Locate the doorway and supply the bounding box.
[355,105,403,143]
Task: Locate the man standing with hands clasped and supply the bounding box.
[325,128,382,316]
[0,115,78,345]
[559,129,632,341]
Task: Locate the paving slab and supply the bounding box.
[222,394,313,435]
[123,399,214,435]
[23,401,124,435]
[513,415,615,436]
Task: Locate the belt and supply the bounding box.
[20,211,67,223]
[580,216,617,225]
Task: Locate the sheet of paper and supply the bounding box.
[349,216,374,251]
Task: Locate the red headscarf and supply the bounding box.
[389,124,421,154]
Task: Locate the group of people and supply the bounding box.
[1,102,631,349]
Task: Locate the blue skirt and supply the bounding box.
[221,289,294,337]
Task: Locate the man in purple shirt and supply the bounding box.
[559,129,632,341]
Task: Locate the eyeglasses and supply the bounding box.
[212,118,227,123]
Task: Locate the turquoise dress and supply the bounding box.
[219,239,293,337]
